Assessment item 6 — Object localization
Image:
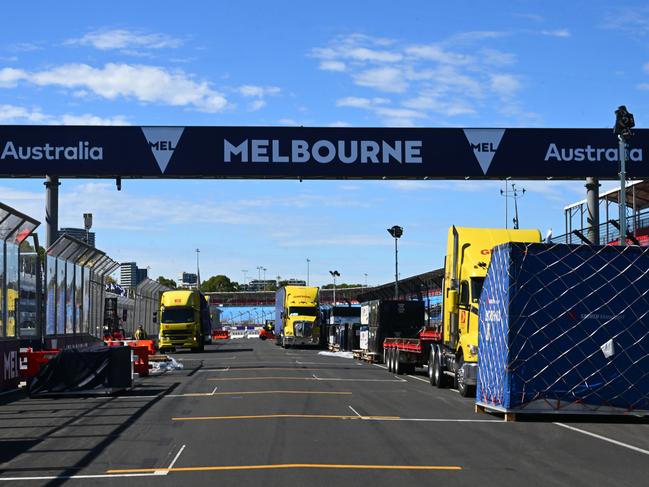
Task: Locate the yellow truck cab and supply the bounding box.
[275,286,320,348]
[435,226,541,396]
[158,290,211,353]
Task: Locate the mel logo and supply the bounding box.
[463,129,506,175]
[141,127,185,173]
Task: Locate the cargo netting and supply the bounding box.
[477,242,649,414]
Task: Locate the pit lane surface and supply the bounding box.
[0,339,647,486]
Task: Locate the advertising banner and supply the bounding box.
[0,125,646,179]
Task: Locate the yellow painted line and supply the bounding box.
[107,463,461,474]
[202,390,352,396]
[212,367,328,371]
[208,376,317,381]
[172,413,400,421]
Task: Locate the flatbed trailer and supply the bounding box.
[382,327,442,375]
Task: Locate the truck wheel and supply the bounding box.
[383,347,388,365]
[388,348,395,373]
[428,349,437,386]
[394,350,402,375]
[434,346,449,388]
[456,357,475,398]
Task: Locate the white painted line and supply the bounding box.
[168,445,186,468]
[211,386,219,395]
[554,422,649,457]
[196,368,231,373]
[348,405,362,418]
[373,364,388,370]
[0,473,159,481]
[407,374,430,383]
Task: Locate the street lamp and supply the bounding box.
[329,270,340,304]
[195,248,201,290]
[364,273,368,288]
[242,269,248,288]
[262,267,267,290]
[615,105,635,247]
[306,258,310,286]
[83,213,92,246]
[387,225,403,299]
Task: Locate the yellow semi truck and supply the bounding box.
[382,226,541,397]
[431,226,541,396]
[275,286,320,348]
[158,290,212,353]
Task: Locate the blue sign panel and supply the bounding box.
[0,125,646,179]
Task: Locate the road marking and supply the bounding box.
[0,473,161,481]
[208,376,320,381]
[373,364,388,370]
[554,422,649,456]
[348,406,362,418]
[108,463,462,474]
[312,373,406,383]
[172,413,399,421]
[155,444,186,475]
[211,386,219,395]
[407,374,430,383]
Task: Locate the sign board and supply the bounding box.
[0,125,646,179]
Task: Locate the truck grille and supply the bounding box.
[162,330,192,336]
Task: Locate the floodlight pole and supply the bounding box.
[44,175,60,247]
[619,135,627,247]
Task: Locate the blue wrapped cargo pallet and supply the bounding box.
[477,242,649,416]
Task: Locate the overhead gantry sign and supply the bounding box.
[0,125,646,179]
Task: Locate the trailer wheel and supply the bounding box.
[383,347,388,365]
[428,348,437,386]
[389,348,396,373]
[434,346,450,388]
[394,350,403,375]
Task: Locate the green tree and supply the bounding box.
[201,275,240,292]
[157,276,177,288]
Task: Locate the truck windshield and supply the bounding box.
[162,307,194,323]
[471,278,485,304]
[289,307,317,316]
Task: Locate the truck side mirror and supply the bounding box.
[447,289,459,312]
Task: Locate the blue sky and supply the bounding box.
[1,1,648,286]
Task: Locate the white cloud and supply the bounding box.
[0,104,129,125]
[66,29,183,50]
[319,60,346,72]
[277,118,299,125]
[637,82,649,90]
[0,68,25,88]
[405,44,473,65]
[328,121,351,127]
[353,66,408,92]
[313,32,535,125]
[238,85,281,97]
[540,29,571,37]
[336,97,389,109]
[248,99,266,111]
[0,63,229,112]
[490,74,521,98]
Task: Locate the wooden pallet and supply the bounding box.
[352,350,380,363]
[475,403,517,422]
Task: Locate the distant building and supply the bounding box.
[120,262,148,288]
[137,268,148,283]
[247,279,276,291]
[120,262,138,288]
[179,272,198,289]
[58,227,95,247]
[282,278,307,287]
